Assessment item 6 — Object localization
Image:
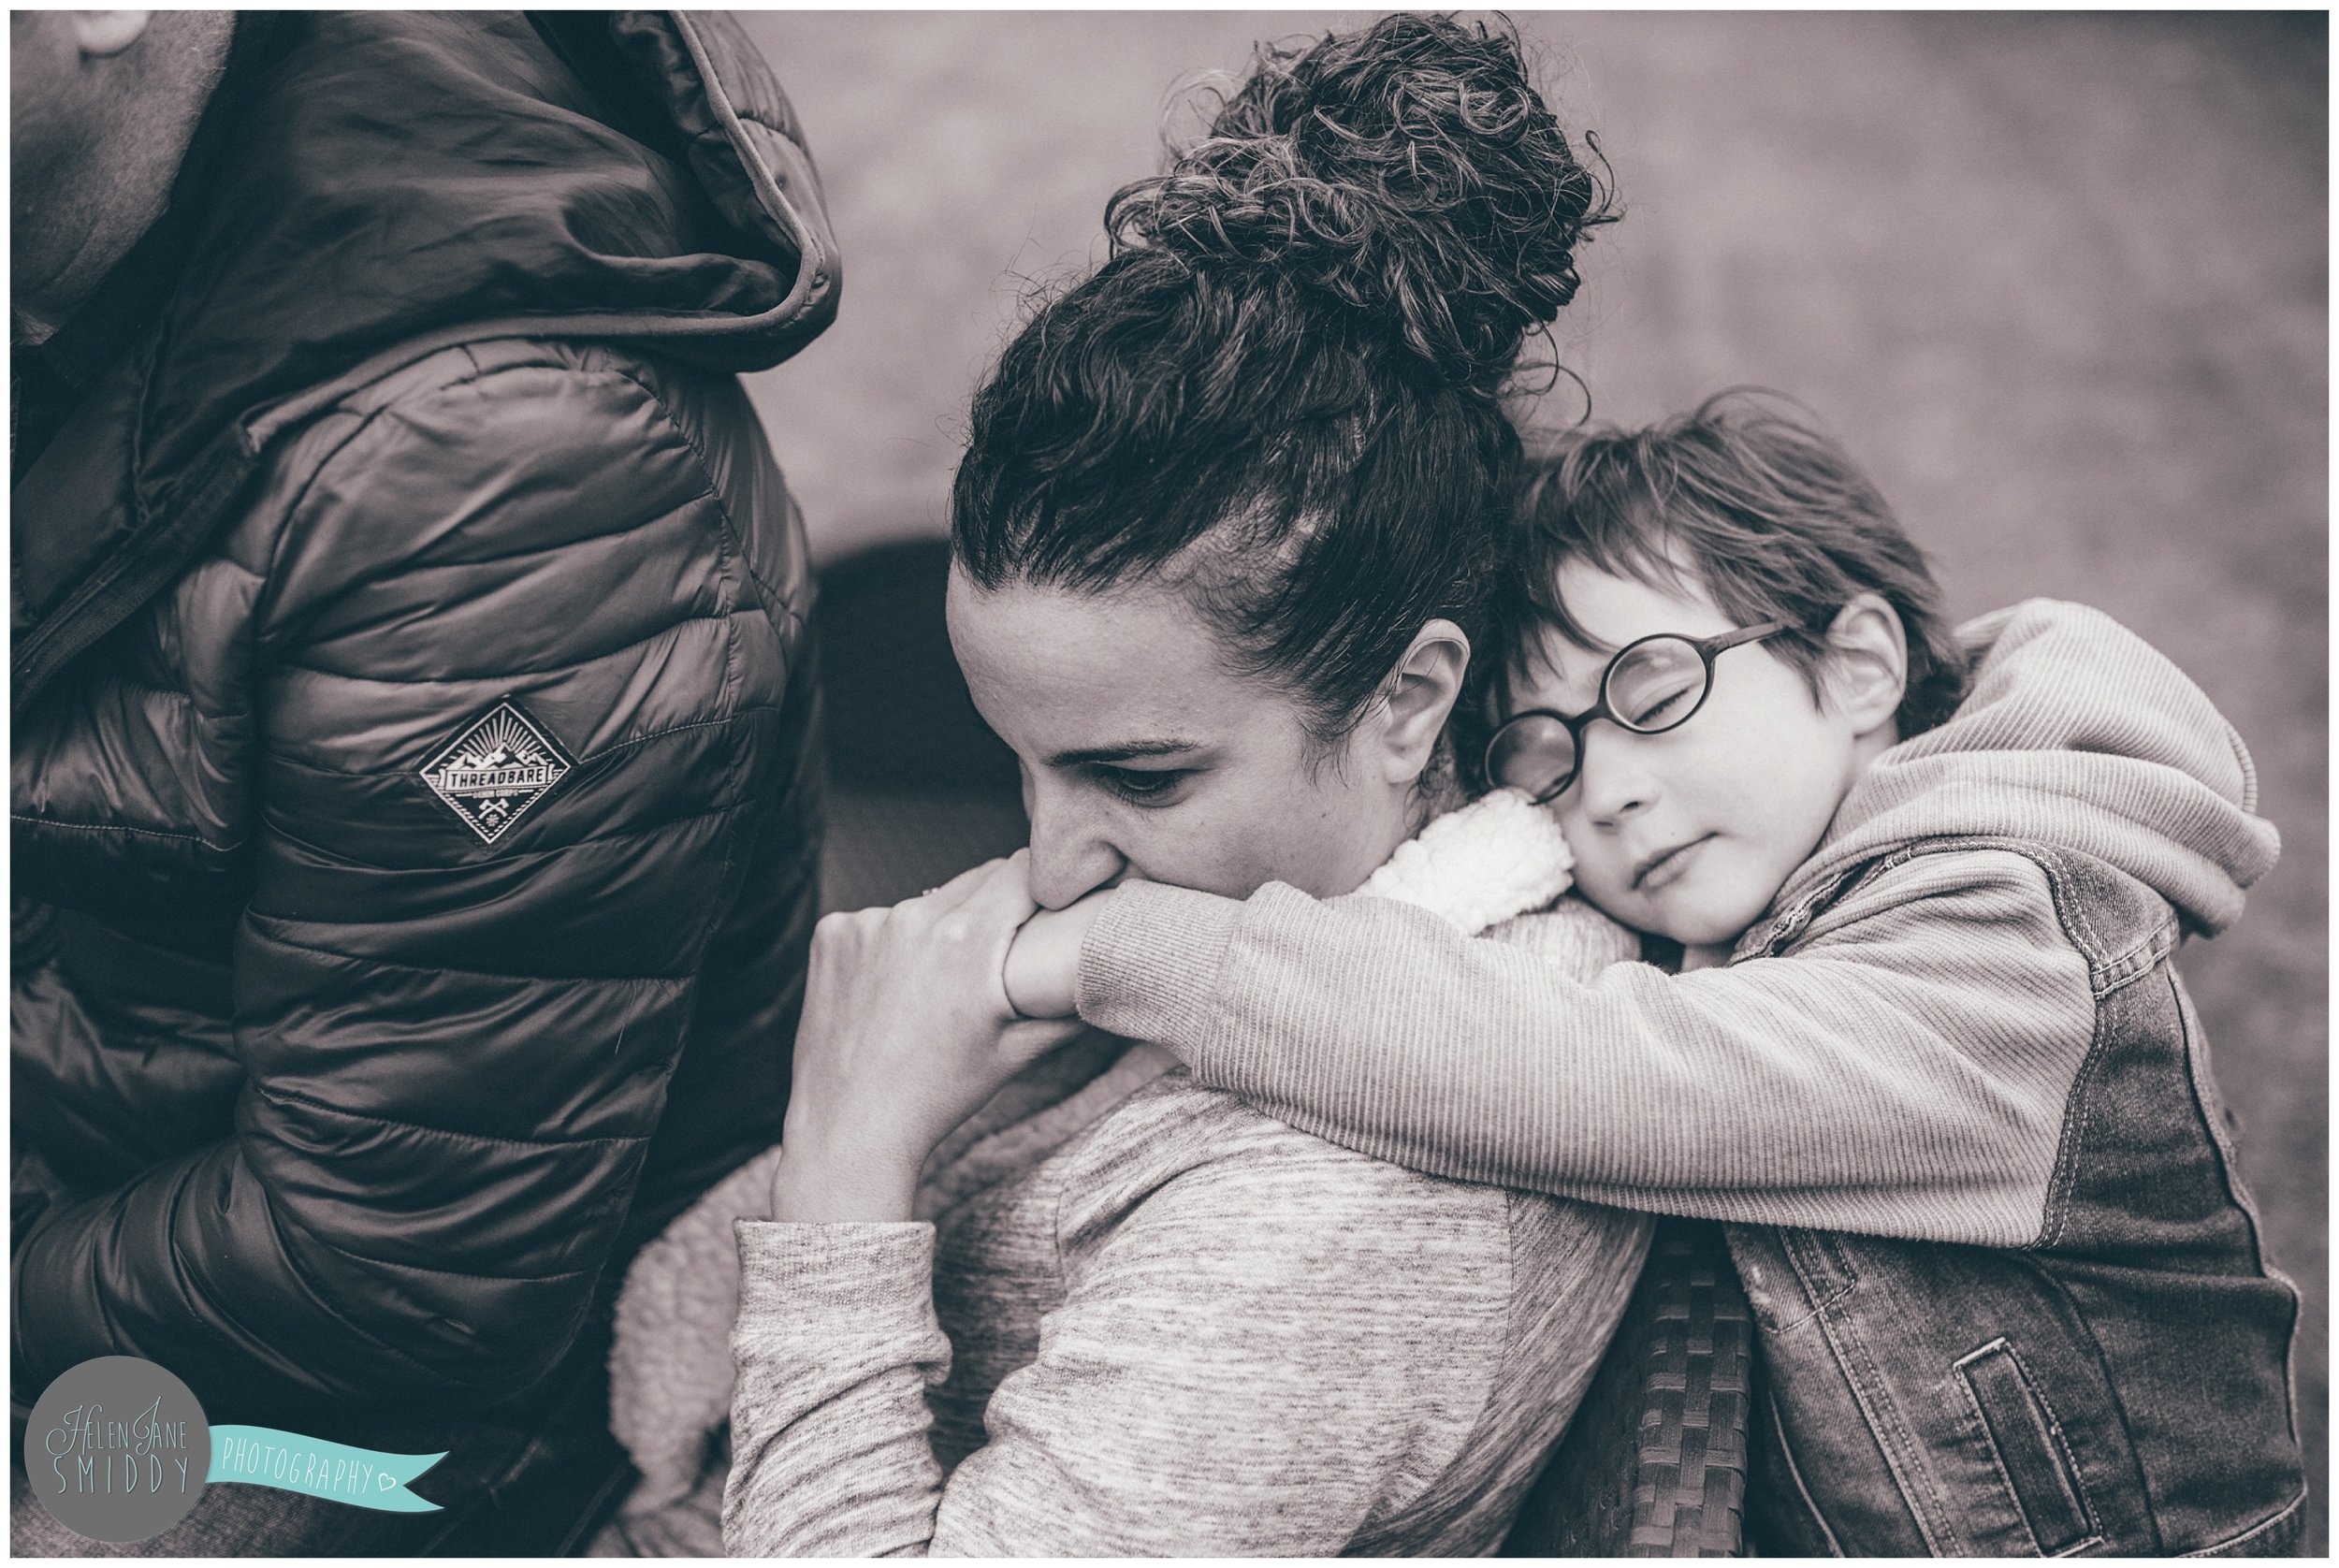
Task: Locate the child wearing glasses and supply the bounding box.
[1004,390,2305,1555]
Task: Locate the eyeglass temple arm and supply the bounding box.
[1702,617,1800,654]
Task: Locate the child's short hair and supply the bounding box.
[1504,389,1969,738]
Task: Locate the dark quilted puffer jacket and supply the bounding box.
[11,11,835,1447]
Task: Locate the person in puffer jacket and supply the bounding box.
[10,11,835,1553]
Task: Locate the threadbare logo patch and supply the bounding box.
[421,701,574,844]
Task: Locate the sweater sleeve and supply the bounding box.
[1075,849,2099,1246]
[722,1107,1584,1557]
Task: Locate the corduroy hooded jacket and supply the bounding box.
[1073,601,2305,1555]
[11,11,835,1451]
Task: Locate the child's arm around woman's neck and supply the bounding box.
[1068,849,2097,1249]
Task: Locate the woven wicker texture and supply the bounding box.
[1630,1222,1753,1555]
[1503,1218,1754,1557]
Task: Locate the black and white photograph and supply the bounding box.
[9,7,2324,1558]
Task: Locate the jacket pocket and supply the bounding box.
[1955,1339,2099,1555]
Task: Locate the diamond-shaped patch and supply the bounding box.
[420,700,574,844]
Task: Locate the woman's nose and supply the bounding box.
[1023,781,1126,910]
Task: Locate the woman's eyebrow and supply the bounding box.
[1046,739,1201,767]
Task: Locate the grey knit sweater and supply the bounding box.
[723,1043,1649,1555]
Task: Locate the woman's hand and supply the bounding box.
[772,851,1085,1223]
[999,889,1119,1020]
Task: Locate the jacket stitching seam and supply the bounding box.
[240,1153,507,1388]
[2037,996,2108,1255]
[593,363,806,636]
[576,707,787,764]
[1761,1385,1847,1555]
[250,709,782,791]
[1776,1229,1858,1321]
[2027,848,2132,1255]
[301,1242,596,1286]
[241,921,696,985]
[698,446,749,735]
[10,814,238,851]
[264,356,769,639]
[1853,836,2172,996]
[1803,1277,1959,1554]
[2090,921,2177,998]
[1951,1337,2101,1554]
[153,1163,399,1397]
[59,670,220,705]
[258,402,404,604]
[674,441,758,968]
[268,604,763,683]
[2177,1488,2306,1557]
[302,356,585,424]
[254,1081,647,1152]
[258,794,746,874]
[295,487,714,580]
[2021,845,2172,995]
[2167,972,2289,1290]
[2012,1256,2163,1546]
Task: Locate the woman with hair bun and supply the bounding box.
[598,17,1649,1556]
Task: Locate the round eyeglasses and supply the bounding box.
[1484,619,1799,805]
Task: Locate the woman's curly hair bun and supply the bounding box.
[1108,13,1613,389]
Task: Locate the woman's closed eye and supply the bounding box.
[1090,764,1192,806]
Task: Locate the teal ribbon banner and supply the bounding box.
[206,1425,446,1512]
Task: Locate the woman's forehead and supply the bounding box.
[945,572,1273,747]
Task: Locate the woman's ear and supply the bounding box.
[1372,618,1472,784]
[1822,593,1909,741]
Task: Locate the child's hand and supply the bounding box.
[1002,889,1116,1020]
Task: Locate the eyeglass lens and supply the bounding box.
[1487,713,1578,798]
[1605,636,1709,733]
[1489,635,1718,798]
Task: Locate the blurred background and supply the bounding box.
[734,12,2327,1548]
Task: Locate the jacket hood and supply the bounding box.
[1785,599,2279,936]
[138,11,836,483]
[12,11,837,712]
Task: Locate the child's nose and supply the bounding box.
[1575,733,1659,825]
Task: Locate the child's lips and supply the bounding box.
[1633,834,1714,893]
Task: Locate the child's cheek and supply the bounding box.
[1568,852,1639,927]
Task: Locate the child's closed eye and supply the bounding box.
[1629,687,1693,726]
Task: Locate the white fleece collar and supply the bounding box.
[1354,788,1576,936]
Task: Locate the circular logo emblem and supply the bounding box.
[22,1357,211,1544]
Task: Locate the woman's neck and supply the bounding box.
[1332,748,1473,896]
